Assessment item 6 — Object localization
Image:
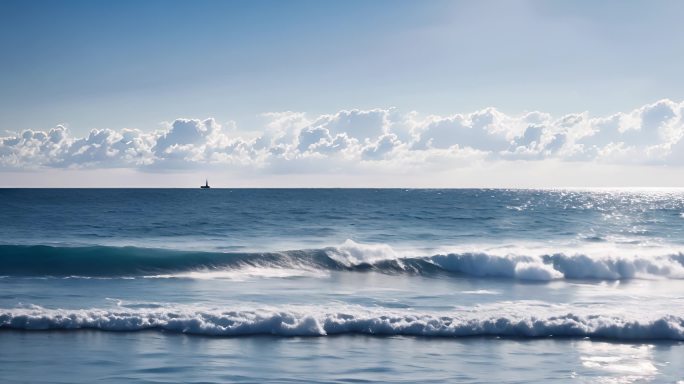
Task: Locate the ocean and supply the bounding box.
[1,188,683,383]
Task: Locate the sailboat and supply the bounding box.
[200,179,210,189]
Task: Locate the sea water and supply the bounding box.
[1,189,683,383]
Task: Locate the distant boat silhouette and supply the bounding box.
[201,179,211,189]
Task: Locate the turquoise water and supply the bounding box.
[1,189,683,382]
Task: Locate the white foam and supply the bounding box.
[5,240,684,282]
[428,253,564,281]
[331,240,684,281]
[1,303,682,340]
[332,239,402,265]
[144,266,328,281]
[427,252,684,281]
[460,290,500,295]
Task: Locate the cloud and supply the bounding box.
[311,109,390,141]
[361,134,401,160]
[409,109,513,151]
[0,126,155,169]
[2,99,684,175]
[153,118,217,156]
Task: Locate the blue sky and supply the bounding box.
[2,0,684,186]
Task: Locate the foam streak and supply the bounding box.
[1,305,682,340]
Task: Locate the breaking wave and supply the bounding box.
[2,240,684,281]
[1,304,682,340]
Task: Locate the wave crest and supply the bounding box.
[2,242,684,281]
[1,305,683,340]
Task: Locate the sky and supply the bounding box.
[1,0,684,187]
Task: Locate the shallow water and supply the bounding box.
[1,332,683,383]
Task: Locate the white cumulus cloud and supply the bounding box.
[2,99,684,176]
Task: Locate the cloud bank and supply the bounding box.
[2,99,684,184]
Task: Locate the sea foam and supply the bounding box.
[1,304,682,340]
[2,241,684,281]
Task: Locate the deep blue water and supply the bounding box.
[4,188,684,251]
[1,189,683,383]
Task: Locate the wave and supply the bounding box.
[2,241,684,281]
[1,304,682,340]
